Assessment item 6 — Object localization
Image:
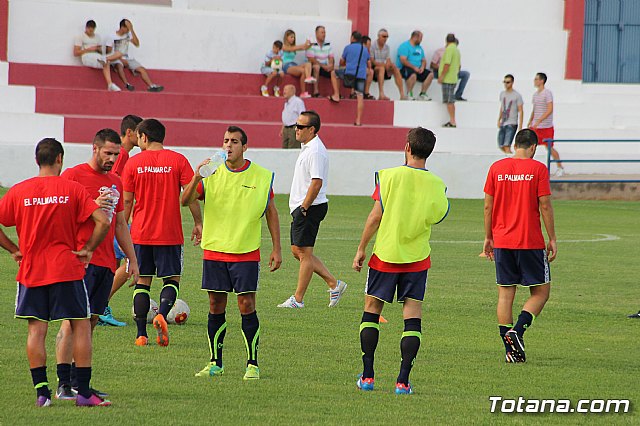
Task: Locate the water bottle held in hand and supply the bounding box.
[99,184,119,223]
[199,150,227,178]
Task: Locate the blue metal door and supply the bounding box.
[583,0,640,83]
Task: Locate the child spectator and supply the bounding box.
[282,29,314,98]
[261,40,285,97]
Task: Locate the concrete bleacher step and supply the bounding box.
[393,99,623,130]
[0,112,64,144]
[0,85,35,113]
[35,87,395,126]
[0,62,8,85]
[64,115,411,149]
[9,63,353,98]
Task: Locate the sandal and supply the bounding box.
[442,122,457,128]
[354,123,362,126]
[349,92,357,99]
[312,92,320,98]
[328,95,340,103]
[364,93,376,100]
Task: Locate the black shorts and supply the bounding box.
[364,267,428,303]
[400,67,431,82]
[15,280,90,322]
[202,260,260,294]
[372,69,392,81]
[494,248,550,286]
[134,244,184,278]
[318,67,333,79]
[84,264,115,315]
[290,203,328,247]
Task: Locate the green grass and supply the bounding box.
[0,190,639,424]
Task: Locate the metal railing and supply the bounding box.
[545,139,640,183]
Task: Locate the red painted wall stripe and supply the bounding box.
[0,0,8,61]
[564,0,585,80]
[348,0,369,35]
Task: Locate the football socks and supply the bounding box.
[360,312,380,380]
[397,318,421,386]
[159,280,179,318]
[499,324,513,352]
[241,311,260,367]
[57,363,71,386]
[207,312,227,367]
[31,366,50,399]
[133,284,151,337]
[513,310,534,336]
[75,367,92,399]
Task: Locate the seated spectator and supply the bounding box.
[307,26,341,102]
[340,31,370,126]
[74,20,122,91]
[105,19,164,92]
[260,40,285,97]
[371,28,407,100]
[430,38,470,101]
[396,30,433,101]
[282,29,314,98]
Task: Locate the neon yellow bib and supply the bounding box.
[201,161,274,254]
[372,166,449,263]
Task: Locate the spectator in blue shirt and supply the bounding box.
[340,31,371,126]
[396,31,433,101]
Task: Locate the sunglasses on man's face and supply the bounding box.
[295,124,313,130]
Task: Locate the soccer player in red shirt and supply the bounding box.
[122,118,203,347]
[483,128,557,363]
[0,138,110,407]
[100,114,143,327]
[54,128,140,399]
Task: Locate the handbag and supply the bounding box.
[343,44,364,89]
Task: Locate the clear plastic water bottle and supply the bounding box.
[99,184,120,223]
[199,150,227,178]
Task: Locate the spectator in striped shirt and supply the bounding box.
[370,29,406,100]
[528,73,564,176]
[307,26,341,102]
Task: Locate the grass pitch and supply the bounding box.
[0,191,639,425]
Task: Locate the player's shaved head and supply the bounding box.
[407,127,436,160]
[35,138,64,166]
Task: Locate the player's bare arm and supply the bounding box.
[123,190,135,223]
[265,197,282,272]
[353,201,382,272]
[180,158,209,206]
[0,227,21,261]
[74,208,110,265]
[114,210,140,283]
[539,195,557,262]
[188,199,203,245]
[483,194,495,261]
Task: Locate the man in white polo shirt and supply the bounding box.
[280,85,306,149]
[278,111,347,308]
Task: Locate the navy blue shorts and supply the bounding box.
[114,236,125,260]
[400,67,431,82]
[84,264,115,315]
[202,260,260,294]
[134,244,183,278]
[494,248,550,286]
[290,203,328,247]
[15,280,90,322]
[364,267,428,303]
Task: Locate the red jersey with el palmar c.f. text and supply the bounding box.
[122,149,194,245]
[0,176,99,287]
[62,163,124,273]
[484,157,551,249]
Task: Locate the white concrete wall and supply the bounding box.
[8,0,352,73]
[0,62,7,85]
[182,0,347,20]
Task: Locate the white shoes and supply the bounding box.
[555,168,565,177]
[108,83,121,92]
[328,280,347,307]
[277,295,305,308]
